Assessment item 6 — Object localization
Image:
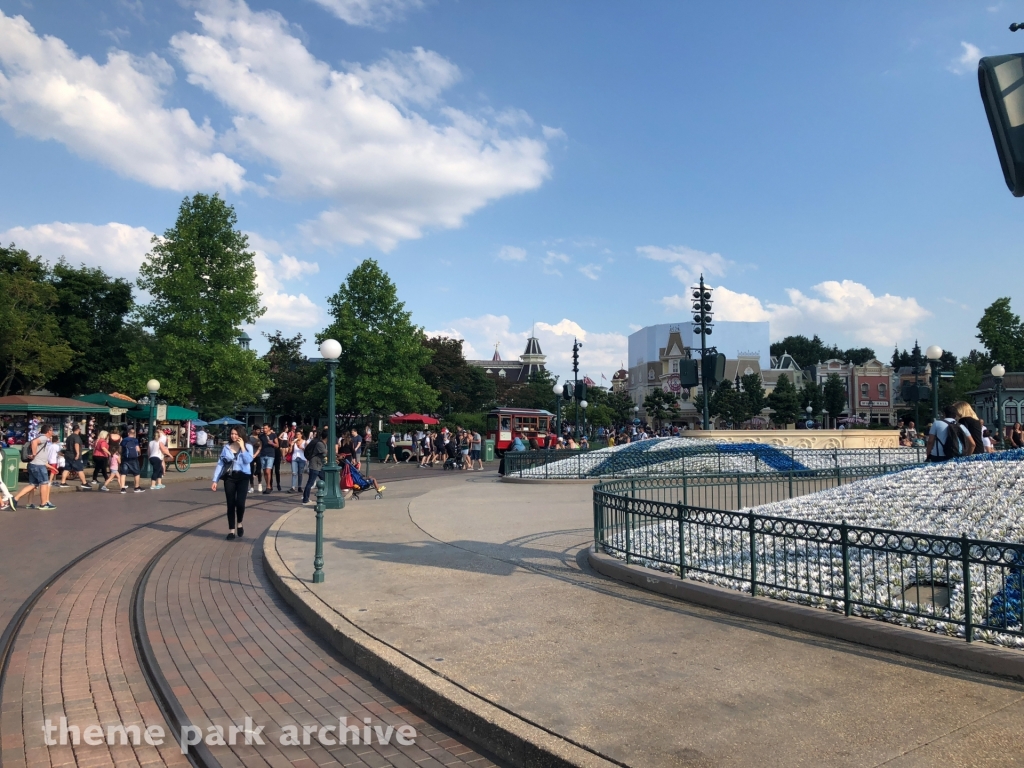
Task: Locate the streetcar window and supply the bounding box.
[501,416,511,430]
[538,417,549,431]
[486,415,499,432]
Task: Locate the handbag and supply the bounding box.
[340,464,354,489]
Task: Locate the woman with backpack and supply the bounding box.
[951,401,984,455]
[289,429,307,493]
[211,427,254,540]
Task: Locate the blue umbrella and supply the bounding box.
[191,418,210,426]
[208,416,244,426]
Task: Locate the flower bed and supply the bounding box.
[603,451,1024,647]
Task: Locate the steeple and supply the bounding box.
[492,343,501,362]
[520,335,546,377]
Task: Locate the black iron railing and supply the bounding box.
[505,444,926,479]
[594,474,1024,645]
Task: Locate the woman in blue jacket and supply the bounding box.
[211,427,254,540]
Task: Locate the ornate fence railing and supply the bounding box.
[593,474,1024,645]
[504,444,927,479]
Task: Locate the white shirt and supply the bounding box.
[46,442,61,464]
[196,430,208,446]
[149,439,164,459]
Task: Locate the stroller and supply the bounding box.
[344,459,385,500]
[443,440,464,470]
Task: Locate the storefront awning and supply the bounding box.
[0,395,111,414]
[125,405,200,421]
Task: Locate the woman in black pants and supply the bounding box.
[211,427,254,540]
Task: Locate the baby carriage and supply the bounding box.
[443,439,463,470]
[344,460,385,500]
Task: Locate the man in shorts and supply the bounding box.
[14,423,56,509]
[259,424,278,493]
[120,428,145,493]
[471,430,483,470]
[58,423,88,488]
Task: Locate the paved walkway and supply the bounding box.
[0,478,500,768]
[269,475,1024,768]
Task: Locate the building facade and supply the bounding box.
[467,337,547,383]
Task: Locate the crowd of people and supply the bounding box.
[912,400,1022,461]
[5,422,174,510]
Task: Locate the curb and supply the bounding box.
[587,546,1024,681]
[263,510,621,768]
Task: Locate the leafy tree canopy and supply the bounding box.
[977,297,1024,371]
[0,246,74,396]
[767,373,801,424]
[822,373,848,421]
[771,334,875,367]
[421,336,495,414]
[321,259,438,415]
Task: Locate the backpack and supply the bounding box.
[304,437,319,461]
[21,437,40,461]
[939,419,964,459]
[122,438,139,460]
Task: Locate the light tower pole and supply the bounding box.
[692,275,715,430]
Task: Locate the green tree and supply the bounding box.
[739,372,766,416]
[134,194,267,413]
[800,380,824,415]
[842,347,876,365]
[421,336,495,413]
[321,259,438,415]
[767,373,801,424]
[770,335,842,367]
[977,298,1024,370]
[643,388,680,425]
[0,246,74,396]
[606,390,635,426]
[262,331,324,422]
[709,380,751,425]
[45,259,135,397]
[822,373,848,425]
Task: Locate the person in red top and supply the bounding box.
[91,430,111,486]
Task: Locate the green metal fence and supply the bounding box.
[593,473,1024,644]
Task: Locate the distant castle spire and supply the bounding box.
[492,342,501,362]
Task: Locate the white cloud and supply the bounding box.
[307,0,423,27]
[543,250,570,276]
[578,263,601,280]
[638,244,730,286]
[170,0,551,250]
[542,125,567,140]
[0,10,246,191]
[950,41,981,75]
[345,47,460,108]
[246,235,322,327]
[497,245,526,262]
[0,221,154,278]
[663,280,929,347]
[436,314,628,383]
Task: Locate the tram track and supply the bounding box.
[0,494,282,768]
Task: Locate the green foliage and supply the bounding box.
[709,380,751,425]
[496,369,559,409]
[321,259,438,415]
[46,259,135,397]
[800,380,824,414]
[263,332,324,421]
[977,297,1024,370]
[439,412,488,434]
[606,389,636,426]
[739,372,765,415]
[421,336,495,413]
[771,334,874,367]
[643,388,680,425]
[0,246,74,396]
[767,373,801,424]
[822,373,848,422]
[134,194,268,413]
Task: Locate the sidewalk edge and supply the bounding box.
[588,546,1024,681]
[263,510,621,768]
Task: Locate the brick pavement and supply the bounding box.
[0,503,220,768]
[144,505,500,767]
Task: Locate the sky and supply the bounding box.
[1,0,1022,384]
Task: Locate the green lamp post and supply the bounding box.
[319,339,344,510]
[926,345,942,424]
[140,379,159,478]
[992,363,1006,449]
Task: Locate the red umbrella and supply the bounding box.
[389,413,439,425]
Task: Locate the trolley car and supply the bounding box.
[485,407,555,453]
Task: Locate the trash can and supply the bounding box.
[377,433,391,461]
[483,439,495,463]
[2,447,20,493]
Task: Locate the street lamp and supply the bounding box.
[926,345,943,423]
[260,391,270,431]
[992,363,1006,449]
[320,339,344,511]
[140,379,159,478]
[580,399,588,442]
[552,382,563,443]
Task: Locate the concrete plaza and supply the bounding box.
[269,473,1024,768]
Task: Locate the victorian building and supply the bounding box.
[467,337,547,383]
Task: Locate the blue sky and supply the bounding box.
[1,0,1022,383]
